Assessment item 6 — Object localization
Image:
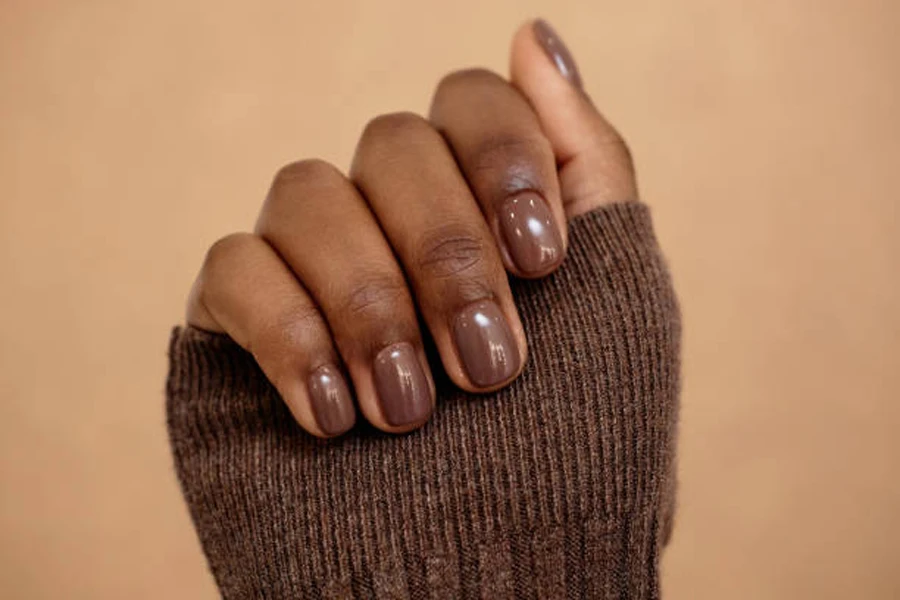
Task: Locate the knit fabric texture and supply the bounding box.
[166,202,682,599]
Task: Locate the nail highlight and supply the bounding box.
[453,300,521,388]
[533,19,583,88]
[373,342,433,426]
[498,191,564,275]
[308,365,356,436]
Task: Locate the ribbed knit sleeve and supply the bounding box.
[166,201,681,599]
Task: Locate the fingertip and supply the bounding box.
[510,18,639,216]
[306,364,357,436]
[279,376,353,440]
[494,190,567,279]
[446,298,528,393]
[528,19,583,88]
[510,18,578,91]
[509,18,597,164]
[350,343,436,435]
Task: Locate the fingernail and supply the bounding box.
[453,300,521,388]
[373,342,433,426]
[533,18,583,88]
[498,191,565,276]
[308,365,356,435]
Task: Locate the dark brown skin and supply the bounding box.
[186,20,637,438]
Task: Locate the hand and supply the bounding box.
[185,19,636,438]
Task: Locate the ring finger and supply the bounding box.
[255,159,435,433]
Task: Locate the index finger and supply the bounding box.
[429,68,567,279]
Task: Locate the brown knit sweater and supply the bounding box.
[166,202,681,599]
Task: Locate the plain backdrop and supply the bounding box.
[1,0,898,598]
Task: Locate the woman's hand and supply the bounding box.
[185,20,636,438]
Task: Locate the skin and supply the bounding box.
[186,19,637,438]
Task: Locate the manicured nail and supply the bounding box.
[498,191,565,275]
[308,365,356,435]
[373,342,433,426]
[533,19,583,88]
[453,300,521,388]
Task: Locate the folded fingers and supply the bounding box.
[186,67,579,437]
[185,232,357,437]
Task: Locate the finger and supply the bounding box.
[186,233,356,438]
[510,19,638,216]
[429,68,566,278]
[350,113,526,392]
[255,159,434,433]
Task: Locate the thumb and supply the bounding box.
[510,19,639,217]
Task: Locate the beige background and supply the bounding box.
[2,0,898,598]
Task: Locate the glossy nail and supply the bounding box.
[373,342,433,426]
[308,365,356,435]
[533,19,583,88]
[453,300,521,388]
[498,191,564,275]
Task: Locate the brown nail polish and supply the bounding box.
[373,342,433,427]
[453,300,521,388]
[498,191,565,275]
[533,19,583,88]
[308,365,355,435]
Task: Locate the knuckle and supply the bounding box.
[192,233,257,328]
[250,301,324,358]
[340,274,409,322]
[435,68,503,97]
[201,232,256,278]
[613,135,635,172]
[277,301,326,340]
[359,112,431,147]
[260,159,345,235]
[416,225,489,280]
[271,158,343,194]
[353,112,437,179]
[590,125,635,172]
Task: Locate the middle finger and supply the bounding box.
[351,112,526,392]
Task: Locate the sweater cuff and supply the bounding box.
[167,201,680,599]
